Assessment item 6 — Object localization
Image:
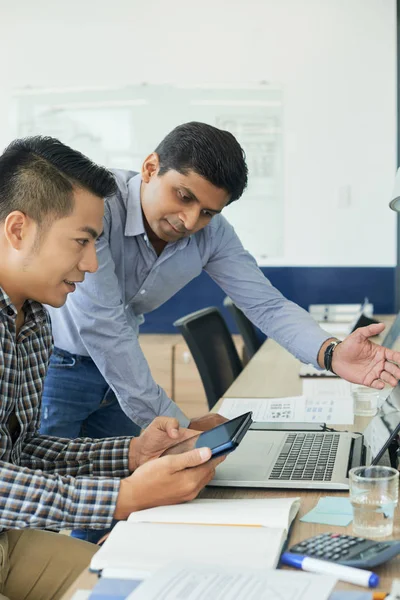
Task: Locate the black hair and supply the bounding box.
[155,122,248,202]
[0,136,116,224]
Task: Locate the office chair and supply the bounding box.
[223,296,263,362]
[173,307,243,411]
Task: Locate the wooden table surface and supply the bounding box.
[62,316,400,598]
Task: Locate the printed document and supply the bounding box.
[220,379,353,425]
[127,562,337,600]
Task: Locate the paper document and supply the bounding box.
[128,562,337,600]
[302,378,352,398]
[220,383,353,425]
[302,379,353,424]
[220,396,306,422]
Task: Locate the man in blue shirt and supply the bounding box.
[42,121,400,445]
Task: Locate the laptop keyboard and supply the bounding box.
[269,433,340,481]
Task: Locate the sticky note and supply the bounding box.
[300,496,353,527]
[317,497,353,515]
[300,509,353,527]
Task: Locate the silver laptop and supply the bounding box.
[211,385,400,490]
[381,311,400,349]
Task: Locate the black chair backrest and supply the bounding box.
[223,296,262,361]
[174,307,243,410]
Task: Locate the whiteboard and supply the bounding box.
[13,84,283,261]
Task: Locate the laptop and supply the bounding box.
[211,384,400,490]
[347,298,379,334]
[381,311,400,349]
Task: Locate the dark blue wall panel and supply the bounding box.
[140,267,396,334]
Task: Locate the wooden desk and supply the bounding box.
[62,317,399,598]
[206,317,399,593]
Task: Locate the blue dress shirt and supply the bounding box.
[48,170,331,428]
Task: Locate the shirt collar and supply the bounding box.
[124,174,146,237]
[0,286,48,325]
[123,173,192,251]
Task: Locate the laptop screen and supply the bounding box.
[348,299,370,334]
[363,384,400,464]
[381,312,400,349]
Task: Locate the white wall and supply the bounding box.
[0,0,397,266]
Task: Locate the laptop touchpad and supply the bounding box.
[214,432,274,481]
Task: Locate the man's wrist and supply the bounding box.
[324,339,342,373]
[128,438,139,472]
[317,338,338,369]
[114,478,134,520]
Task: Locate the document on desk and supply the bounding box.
[128,562,337,600]
[220,379,353,424]
[302,379,353,424]
[220,396,307,422]
[302,378,352,398]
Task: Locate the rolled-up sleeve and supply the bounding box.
[204,216,331,367]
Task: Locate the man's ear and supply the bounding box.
[141,152,160,183]
[4,211,35,250]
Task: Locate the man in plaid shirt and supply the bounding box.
[0,137,222,600]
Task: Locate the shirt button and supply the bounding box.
[140,290,146,295]
[7,308,14,316]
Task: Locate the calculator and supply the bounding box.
[287,533,400,568]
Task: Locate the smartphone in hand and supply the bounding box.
[162,412,253,459]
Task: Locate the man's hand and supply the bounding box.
[331,323,400,389]
[128,417,199,471]
[115,447,225,519]
[189,412,229,431]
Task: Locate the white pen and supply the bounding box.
[280,553,380,588]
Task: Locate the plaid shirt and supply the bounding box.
[0,287,131,530]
